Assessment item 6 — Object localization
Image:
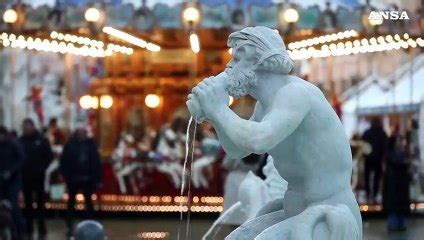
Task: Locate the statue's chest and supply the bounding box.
[268,136,309,176]
[268,135,296,156]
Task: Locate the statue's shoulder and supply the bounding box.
[276,76,311,98]
[282,76,323,97]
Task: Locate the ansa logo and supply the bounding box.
[368,11,409,20]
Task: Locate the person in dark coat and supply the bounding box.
[383,135,410,231]
[60,126,102,237]
[0,126,26,240]
[19,119,53,239]
[361,117,388,202]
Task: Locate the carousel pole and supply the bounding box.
[9,44,16,130]
[8,0,23,130]
[25,48,30,117]
[355,51,361,131]
[409,48,415,109]
[63,52,73,131]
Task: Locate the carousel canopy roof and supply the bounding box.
[341,53,423,137]
[10,0,361,9]
[342,53,424,115]
[0,0,421,50]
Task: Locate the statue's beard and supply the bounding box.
[225,65,257,98]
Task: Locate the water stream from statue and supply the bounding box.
[178,116,197,240]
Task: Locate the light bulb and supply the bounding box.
[183,7,200,22]
[100,95,113,109]
[283,8,299,23]
[80,95,93,109]
[229,96,234,106]
[85,7,100,22]
[369,18,383,26]
[145,94,161,108]
[189,33,200,53]
[3,9,18,23]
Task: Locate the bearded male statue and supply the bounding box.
[186,26,361,240]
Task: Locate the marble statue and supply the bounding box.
[187,26,362,239]
[203,156,287,240]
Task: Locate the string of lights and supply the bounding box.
[288,33,423,60]
[50,31,104,48]
[138,232,169,239]
[51,31,134,56]
[43,202,224,213]
[40,200,424,213]
[288,30,359,50]
[36,193,424,213]
[106,43,134,55]
[103,26,161,52]
[70,194,224,205]
[0,32,134,57]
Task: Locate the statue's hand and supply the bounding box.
[186,94,205,123]
[192,76,229,122]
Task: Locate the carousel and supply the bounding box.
[0,0,423,214]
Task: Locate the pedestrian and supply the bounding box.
[19,119,53,240]
[60,126,102,237]
[0,126,26,240]
[44,118,66,195]
[383,135,411,231]
[361,117,388,202]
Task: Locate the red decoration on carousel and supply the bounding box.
[331,93,342,119]
[26,85,44,124]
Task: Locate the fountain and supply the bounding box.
[203,156,287,240]
[186,26,362,239]
[178,117,197,240]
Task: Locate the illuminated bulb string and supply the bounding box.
[288,34,424,60]
[288,30,358,50]
[139,232,169,239]
[103,26,161,52]
[50,31,133,56]
[0,32,133,57]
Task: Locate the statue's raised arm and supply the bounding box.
[193,80,310,155]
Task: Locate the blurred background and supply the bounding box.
[0,0,423,239]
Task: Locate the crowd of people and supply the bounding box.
[0,118,102,240]
[0,114,421,238]
[0,116,223,239]
[350,117,420,231]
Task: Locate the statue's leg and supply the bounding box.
[253,217,293,240]
[322,204,361,240]
[225,209,285,240]
[255,204,360,240]
[255,197,285,216]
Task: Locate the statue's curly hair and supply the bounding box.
[228,35,294,74]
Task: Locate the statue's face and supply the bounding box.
[225,47,257,98]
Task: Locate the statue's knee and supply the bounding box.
[312,222,330,240]
[325,205,361,240]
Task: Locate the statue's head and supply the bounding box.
[225,26,294,98]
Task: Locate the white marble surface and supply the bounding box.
[203,156,287,240]
[187,26,362,239]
